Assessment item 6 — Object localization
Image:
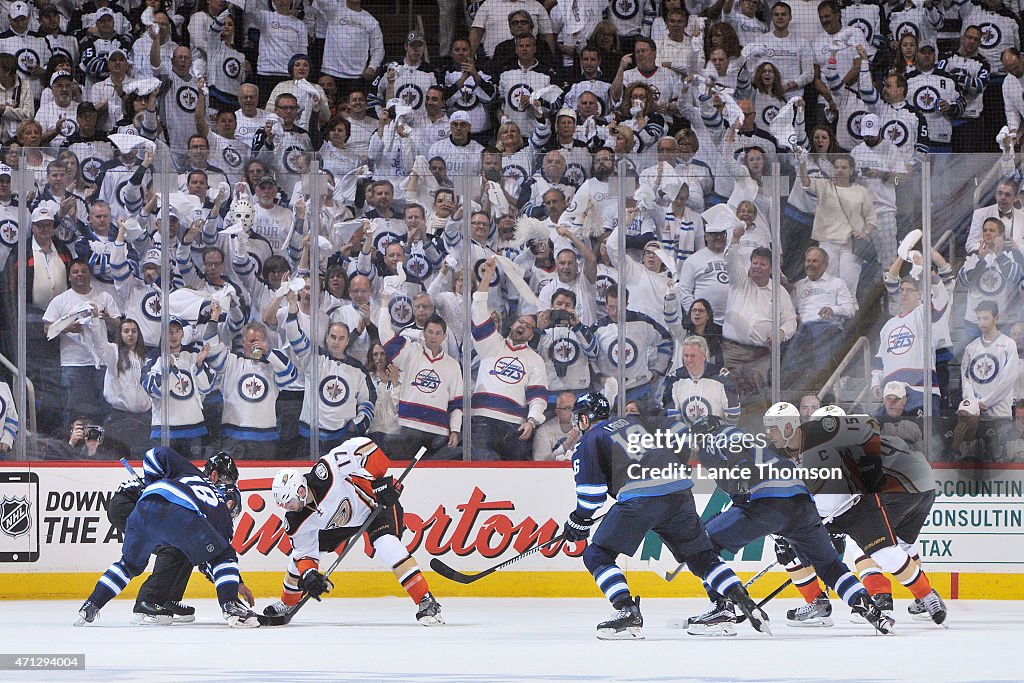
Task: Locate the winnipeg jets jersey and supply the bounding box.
[906,68,962,143]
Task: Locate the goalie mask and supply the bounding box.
[230,197,255,230]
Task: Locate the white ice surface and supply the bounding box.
[0,598,1019,683]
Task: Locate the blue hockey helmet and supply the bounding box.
[572,392,611,430]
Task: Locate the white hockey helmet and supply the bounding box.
[811,405,847,418]
[229,197,255,230]
[764,401,801,447]
[272,469,306,507]
[329,436,378,468]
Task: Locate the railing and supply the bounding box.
[818,336,873,413]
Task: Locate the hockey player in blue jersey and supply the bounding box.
[683,415,894,636]
[563,392,770,640]
[75,447,259,628]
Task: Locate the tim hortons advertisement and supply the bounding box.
[0,463,1022,573]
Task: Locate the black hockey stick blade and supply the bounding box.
[258,446,427,626]
[735,578,792,624]
[430,513,605,584]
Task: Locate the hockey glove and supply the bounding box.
[858,454,885,493]
[774,537,797,566]
[563,511,594,543]
[298,568,334,601]
[371,476,402,507]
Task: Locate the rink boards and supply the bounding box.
[1,461,1022,600]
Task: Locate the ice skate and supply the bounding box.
[163,600,196,623]
[223,600,261,628]
[922,590,948,626]
[74,600,99,627]
[851,594,895,634]
[851,592,893,623]
[726,586,772,635]
[416,593,444,626]
[131,601,173,625]
[596,596,644,640]
[788,594,833,627]
[908,597,931,621]
[685,599,737,637]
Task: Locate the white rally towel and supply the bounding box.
[769,97,804,151]
[493,254,541,309]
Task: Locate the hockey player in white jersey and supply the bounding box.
[265,437,442,625]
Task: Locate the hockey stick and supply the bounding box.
[259,446,427,626]
[120,457,143,483]
[429,512,607,584]
[653,493,862,584]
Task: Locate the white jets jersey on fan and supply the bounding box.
[961,333,1020,418]
[871,281,949,396]
[889,5,942,49]
[906,68,962,143]
[498,65,553,138]
[206,343,298,438]
[589,311,673,391]
[676,247,729,325]
[959,4,1020,75]
[470,292,548,425]
[937,52,989,119]
[157,69,202,150]
[664,371,738,425]
[286,315,376,436]
[141,348,217,437]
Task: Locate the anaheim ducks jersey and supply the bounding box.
[878,433,934,494]
[791,415,880,499]
[283,453,377,562]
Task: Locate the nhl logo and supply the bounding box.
[0,496,31,538]
[821,416,838,432]
[206,543,215,552]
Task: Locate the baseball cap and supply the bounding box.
[142,248,161,267]
[958,399,980,416]
[883,381,907,399]
[257,175,277,187]
[405,31,425,45]
[50,70,73,87]
[108,47,129,61]
[450,110,471,125]
[8,1,29,18]
[31,203,57,223]
[860,113,881,137]
[556,107,577,122]
[95,7,115,20]
[0,164,11,178]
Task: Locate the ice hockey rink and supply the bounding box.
[0,597,1019,683]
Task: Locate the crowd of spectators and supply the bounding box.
[0,0,1022,462]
